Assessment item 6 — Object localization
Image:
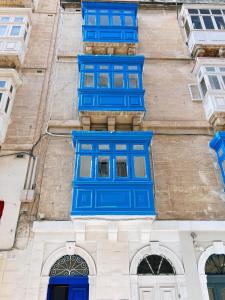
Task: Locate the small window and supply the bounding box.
[208,75,221,90]
[200,77,208,96]
[0,80,6,88]
[202,16,214,29]
[1,17,10,23]
[14,17,24,23]
[99,144,109,150]
[5,97,10,113]
[116,156,128,177]
[87,15,96,25]
[81,144,92,150]
[124,15,133,26]
[116,144,126,150]
[215,16,225,29]
[10,85,13,93]
[0,25,7,36]
[129,73,139,88]
[133,144,144,150]
[134,156,146,178]
[79,156,91,178]
[112,15,121,26]
[100,15,109,26]
[188,84,202,101]
[114,73,123,88]
[99,73,109,88]
[84,73,94,88]
[191,16,202,29]
[10,26,21,36]
[98,156,110,177]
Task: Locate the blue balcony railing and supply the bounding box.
[78,55,145,112]
[82,2,138,43]
[71,131,155,216]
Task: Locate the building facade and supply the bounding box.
[0,0,225,300]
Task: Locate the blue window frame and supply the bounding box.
[82,2,138,43]
[78,55,145,112]
[71,131,155,216]
[210,131,225,189]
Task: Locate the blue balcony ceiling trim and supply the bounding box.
[78,55,145,112]
[82,2,138,43]
[210,131,225,189]
[71,131,155,216]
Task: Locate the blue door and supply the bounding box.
[47,276,89,300]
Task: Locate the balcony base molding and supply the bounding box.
[194,46,225,59]
[83,42,137,55]
[209,112,225,131]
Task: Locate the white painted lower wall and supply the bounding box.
[0,220,225,300]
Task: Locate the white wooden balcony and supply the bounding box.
[0,8,32,67]
[180,5,225,58]
[0,69,21,145]
[194,58,225,128]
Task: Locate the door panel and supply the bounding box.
[139,285,178,300]
[139,288,154,300]
[159,287,177,300]
[69,287,88,300]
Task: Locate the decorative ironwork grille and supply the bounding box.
[49,255,89,276]
[205,254,225,275]
[137,255,175,275]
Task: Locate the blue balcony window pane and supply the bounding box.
[84,73,94,88]
[98,156,110,177]
[114,65,123,70]
[129,73,139,88]
[125,15,133,26]
[116,144,127,150]
[79,156,92,178]
[112,15,121,26]
[81,144,92,150]
[99,144,109,150]
[114,73,123,88]
[116,156,128,177]
[100,15,109,26]
[134,156,146,178]
[99,73,109,88]
[85,65,94,70]
[87,15,96,25]
[100,65,109,70]
[133,144,144,150]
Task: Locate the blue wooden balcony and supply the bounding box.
[82,2,138,44]
[78,55,145,113]
[71,131,155,217]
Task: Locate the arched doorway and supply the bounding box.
[130,245,186,300]
[205,254,225,300]
[47,254,89,300]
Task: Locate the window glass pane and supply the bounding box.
[100,15,109,26]
[125,16,133,26]
[128,65,138,70]
[188,9,198,14]
[99,73,109,87]
[0,25,7,36]
[84,73,94,87]
[116,144,126,150]
[24,30,27,41]
[206,67,215,72]
[81,144,92,150]
[220,68,225,73]
[222,76,225,87]
[208,75,221,90]
[114,73,123,88]
[212,10,222,15]
[112,15,121,26]
[0,80,6,88]
[114,65,123,70]
[202,16,214,29]
[134,157,146,178]
[199,9,210,14]
[10,85,13,93]
[129,73,139,88]
[5,97,10,113]
[1,17,10,22]
[208,288,215,300]
[99,144,109,150]
[85,65,94,69]
[10,26,21,36]
[215,16,225,29]
[98,156,110,177]
[79,156,91,177]
[184,20,190,38]
[133,144,144,150]
[200,77,207,96]
[0,93,2,103]
[116,156,128,177]
[221,288,225,299]
[51,285,68,300]
[14,17,24,23]
[191,16,202,29]
[100,65,108,70]
[87,15,96,25]
[100,10,108,13]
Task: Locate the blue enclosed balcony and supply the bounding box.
[210,131,225,189]
[82,2,138,55]
[71,131,155,217]
[78,55,145,129]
